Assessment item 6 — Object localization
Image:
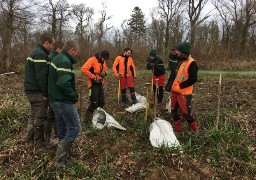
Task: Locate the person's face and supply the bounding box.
[124,50,132,57]
[44,38,55,51]
[174,49,182,57]
[149,56,155,60]
[70,47,79,57]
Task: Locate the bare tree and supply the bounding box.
[188,0,212,47]
[158,0,184,53]
[0,0,34,72]
[95,2,112,51]
[214,0,256,54]
[72,3,94,57]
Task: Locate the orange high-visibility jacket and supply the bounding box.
[81,56,108,88]
[112,56,137,78]
[171,56,195,95]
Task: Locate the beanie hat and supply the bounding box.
[177,42,191,55]
[149,50,157,57]
[100,50,110,60]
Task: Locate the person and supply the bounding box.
[167,42,198,132]
[165,47,178,92]
[81,50,109,124]
[146,50,166,104]
[112,48,137,106]
[48,40,81,167]
[24,32,55,147]
[45,40,64,144]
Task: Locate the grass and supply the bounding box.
[0,72,255,179]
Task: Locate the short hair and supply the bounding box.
[62,40,79,51]
[123,48,132,53]
[40,32,54,44]
[53,40,64,50]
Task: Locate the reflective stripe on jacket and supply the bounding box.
[171,57,195,95]
[112,56,136,78]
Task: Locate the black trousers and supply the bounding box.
[87,83,105,113]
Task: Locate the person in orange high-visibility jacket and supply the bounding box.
[112,48,137,105]
[81,50,109,125]
[167,42,198,132]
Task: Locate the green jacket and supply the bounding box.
[48,50,59,61]
[24,44,50,97]
[48,50,78,104]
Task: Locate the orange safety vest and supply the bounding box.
[171,56,195,95]
[81,56,108,88]
[112,56,137,78]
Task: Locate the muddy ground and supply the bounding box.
[0,71,255,179]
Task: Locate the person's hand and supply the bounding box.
[100,72,106,78]
[150,63,156,68]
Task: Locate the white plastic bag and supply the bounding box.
[149,117,180,148]
[92,107,126,130]
[125,93,146,113]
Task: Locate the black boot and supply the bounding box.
[54,140,73,168]
[121,94,127,107]
[131,94,137,104]
[82,110,93,128]
[34,125,45,148]
[25,126,34,144]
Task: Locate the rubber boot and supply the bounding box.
[54,140,73,168]
[131,94,137,104]
[25,127,34,144]
[34,125,45,148]
[82,110,93,128]
[121,94,127,107]
[173,117,183,132]
[188,120,198,132]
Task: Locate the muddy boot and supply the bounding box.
[82,110,93,128]
[54,140,73,168]
[131,94,137,104]
[121,94,127,107]
[188,120,198,132]
[173,117,183,132]
[25,127,34,144]
[34,125,45,148]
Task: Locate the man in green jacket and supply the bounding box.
[45,40,64,144]
[24,32,55,147]
[48,40,80,168]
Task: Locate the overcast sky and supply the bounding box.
[66,0,215,28]
[67,0,158,27]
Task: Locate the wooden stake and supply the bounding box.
[154,79,159,120]
[216,73,222,129]
[117,79,121,103]
[145,83,151,122]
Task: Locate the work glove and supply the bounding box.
[150,63,156,68]
[93,77,101,84]
[100,71,106,78]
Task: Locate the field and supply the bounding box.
[0,70,255,179]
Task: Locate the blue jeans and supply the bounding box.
[49,101,81,142]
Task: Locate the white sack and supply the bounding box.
[125,92,146,113]
[125,103,146,113]
[149,117,180,148]
[92,107,126,130]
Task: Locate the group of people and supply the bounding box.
[23,31,198,168]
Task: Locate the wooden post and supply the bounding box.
[216,73,222,129]
[145,83,151,122]
[151,69,154,93]
[154,79,159,120]
[117,79,121,103]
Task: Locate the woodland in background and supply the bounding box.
[1,0,256,72]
